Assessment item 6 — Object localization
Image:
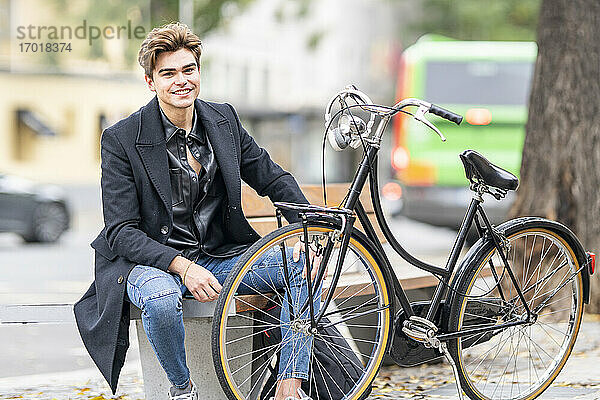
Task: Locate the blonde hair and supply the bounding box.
[138,22,202,76]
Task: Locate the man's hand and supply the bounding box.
[183,264,222,302]
[168,255,222,302]
[293,240,325,281]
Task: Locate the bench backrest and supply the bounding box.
[242,183,386,242]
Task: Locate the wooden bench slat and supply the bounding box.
[234,273,439,313]
[241,183,375,218]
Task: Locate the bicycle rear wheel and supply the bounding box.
[211,222,393,400]
[448,219,584,400]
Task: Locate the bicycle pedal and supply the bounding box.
[402,316,439,346]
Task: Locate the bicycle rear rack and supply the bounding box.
[274,201,354,215]
[274,201,353,230]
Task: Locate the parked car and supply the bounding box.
[0,173,70,242]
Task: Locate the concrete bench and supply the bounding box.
[131,275,438,399]
[0,184,438,399]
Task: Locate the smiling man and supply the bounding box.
[74,23,317,400]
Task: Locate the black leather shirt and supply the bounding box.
[161,108,248,261]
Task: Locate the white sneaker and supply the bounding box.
[168,379,198,400]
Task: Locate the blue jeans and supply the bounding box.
[127,247,320,388]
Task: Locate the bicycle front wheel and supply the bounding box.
[448,219,584,400]
[211,222,393,400]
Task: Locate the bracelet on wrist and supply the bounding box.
[182,261,194,286]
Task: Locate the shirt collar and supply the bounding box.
[187,114,205,144]
[159,106,204,144]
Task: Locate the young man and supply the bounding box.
[74,23,318,400]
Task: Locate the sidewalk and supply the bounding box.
[371,317,600,399]
[0,319,598,400]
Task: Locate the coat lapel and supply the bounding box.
[135,96,172,213]
[197,100,242,207]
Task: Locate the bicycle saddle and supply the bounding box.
[459,150,519,191]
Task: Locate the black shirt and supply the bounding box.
[160,107,250,261]
[161,108,218,262]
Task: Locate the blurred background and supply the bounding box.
[0,0,542,383]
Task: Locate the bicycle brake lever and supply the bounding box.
[415,105,446,142]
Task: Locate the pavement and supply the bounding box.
[0,318,598,399]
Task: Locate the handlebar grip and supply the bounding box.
[429,104,463,125]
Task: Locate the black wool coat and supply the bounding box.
[74,97,308,393]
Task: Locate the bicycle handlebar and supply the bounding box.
[429,104,463,125]
[325,87,464,148]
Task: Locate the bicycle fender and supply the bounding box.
[449,217,591,306]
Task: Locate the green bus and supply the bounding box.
[390,35,536,229]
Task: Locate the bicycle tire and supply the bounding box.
[211,221,394,400]
[447,218,584,400]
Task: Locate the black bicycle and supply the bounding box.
[211,86,594,400]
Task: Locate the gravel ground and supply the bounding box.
[0,319,598,400]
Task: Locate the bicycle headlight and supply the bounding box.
[327,127,351,151]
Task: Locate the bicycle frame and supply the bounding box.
[280,131,533,341]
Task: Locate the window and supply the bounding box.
[425,61,534,106]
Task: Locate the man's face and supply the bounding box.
[145,48,200,110]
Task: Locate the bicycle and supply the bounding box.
[211,85,595,400]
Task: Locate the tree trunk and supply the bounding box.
[510,0,600,312]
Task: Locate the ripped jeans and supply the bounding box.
[127,248,320,389]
